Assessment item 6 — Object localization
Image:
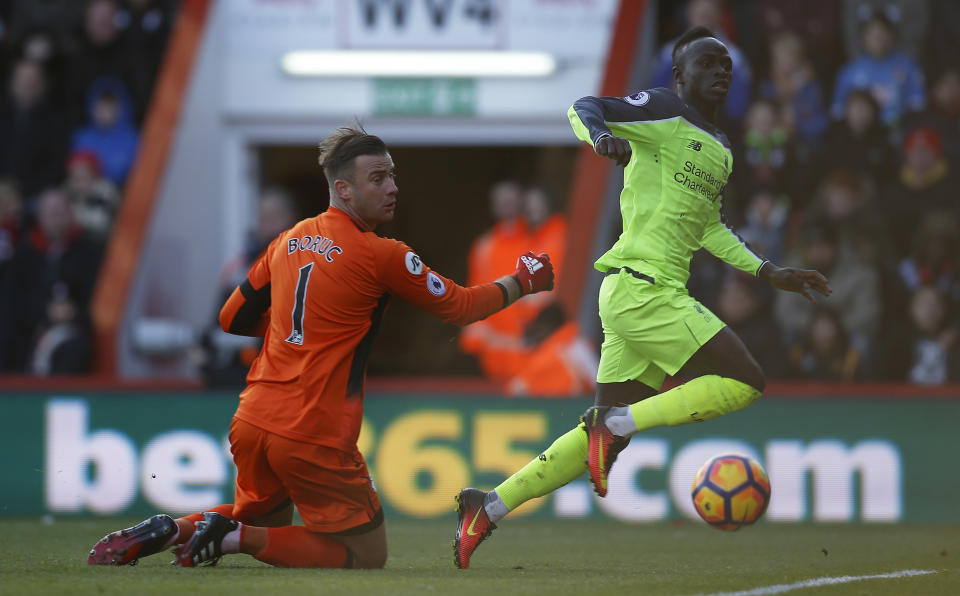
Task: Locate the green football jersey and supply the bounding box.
[569,87,766,289]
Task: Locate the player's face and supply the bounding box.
[348,152,398,227]
[678,38,733,105]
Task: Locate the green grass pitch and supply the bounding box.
[1,517,957,595]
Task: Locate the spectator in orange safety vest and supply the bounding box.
[460,180,533,381]
[507,303,598,397]
[516,183,568,321]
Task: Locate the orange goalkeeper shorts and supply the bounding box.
[228,417,382,535]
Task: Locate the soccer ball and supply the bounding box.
[691,453,770,531]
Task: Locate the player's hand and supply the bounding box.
[760,263,832,303]
[513,251,555,295]
[594,135,632,167]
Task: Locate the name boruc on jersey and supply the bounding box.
[287,234,343,262]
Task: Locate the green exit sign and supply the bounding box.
[374,78,476,116]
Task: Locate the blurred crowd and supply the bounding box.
[673,0,960,384]
[0,0,175,374]
[3,0,960,389]
[463,0,960,392]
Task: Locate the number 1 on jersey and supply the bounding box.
[285,262,314,345]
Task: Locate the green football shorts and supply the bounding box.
[596,268,726,389]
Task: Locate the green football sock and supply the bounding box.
[490,377,760,516]
[628,375,761,433]
[493,424,587,512]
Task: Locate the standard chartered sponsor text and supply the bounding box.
[674,160,723,199]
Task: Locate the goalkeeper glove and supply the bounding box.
[513,251,554,295]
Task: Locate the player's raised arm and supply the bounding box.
[700,199,768,277]
[699,201,832,303]
[376,240,553,327]
[568,90,680,167]
[758,262,832,304]
[218,238,276,337]
[219,277,270,337]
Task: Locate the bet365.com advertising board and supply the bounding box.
[0,392,955,523]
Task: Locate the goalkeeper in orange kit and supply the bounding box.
[87,125,555,569]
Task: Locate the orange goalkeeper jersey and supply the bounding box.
[220,207,503,451]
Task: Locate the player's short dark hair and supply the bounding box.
[672,26,719,68]
[317,124,388,183]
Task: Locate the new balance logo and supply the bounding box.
[520,255,543,274]
[687,141,702,151]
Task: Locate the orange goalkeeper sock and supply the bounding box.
[248,526,351,568]
[173,504,235,545]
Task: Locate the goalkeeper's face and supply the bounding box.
[346,152,398,228]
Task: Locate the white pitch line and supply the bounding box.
[697,569,938,596]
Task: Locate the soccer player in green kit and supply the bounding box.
[453,27,833,569]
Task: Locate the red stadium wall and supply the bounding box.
[90,0,214,377]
